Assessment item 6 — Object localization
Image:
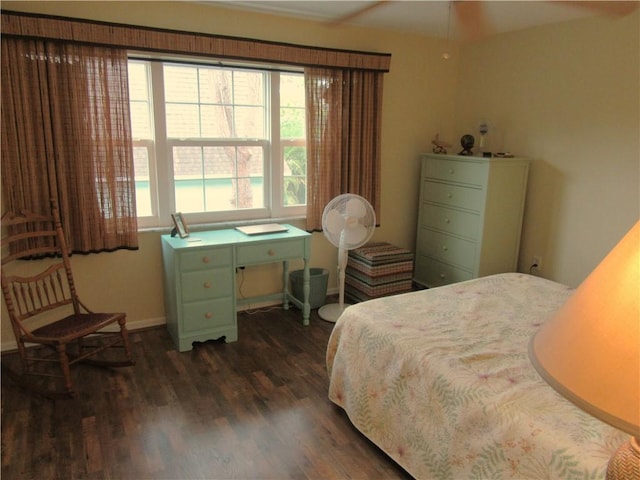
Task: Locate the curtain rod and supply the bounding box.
[1,10,391,72]
[128,55,303,75]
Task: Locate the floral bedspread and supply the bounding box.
[326,273,627,479]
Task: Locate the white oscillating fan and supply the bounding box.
[319,193,376,322]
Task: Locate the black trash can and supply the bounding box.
[290,268,329,309]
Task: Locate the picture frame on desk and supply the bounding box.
[171,213,189,238]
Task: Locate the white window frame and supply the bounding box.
[131,55,306,229]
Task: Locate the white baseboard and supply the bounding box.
[1,288,339,353]
[0,316,167,353]
[1,339,18,353]
[127,316,167,331]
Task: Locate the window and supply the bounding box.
[128,58,306,228]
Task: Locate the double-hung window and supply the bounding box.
[128,57,307,229]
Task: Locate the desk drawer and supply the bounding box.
[237,239,304,265]
[423,158,486,186]
[420,203,480,239]
[419,229,476,270]
[180,247,232,272]
[182,297,235,333]
[181,267,233,302]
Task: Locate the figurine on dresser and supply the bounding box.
[459,134,475,155]
[431,134,452,154]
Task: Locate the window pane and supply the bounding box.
[235,106,264,138]
[280,73,305,106]
[174,146,204,213]
[128,62,149,101]
[283,145,306,206]
[165,65,266,140]
[133,146,152,216]
[130,103,152,139]
[233,71,264,105]
[200,105,231,138]
[228,146,264,209]
[280,73,306,207]
[203,146,236,212]
[128,62,152,139]
[280,107,305,139]
[164,65,198,102]
[173,145,265,212]
[166,104,200,138]
[198,69,232,103]
[280,73,306,140]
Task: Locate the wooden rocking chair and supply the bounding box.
[1,200,135,397]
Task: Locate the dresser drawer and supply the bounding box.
[180,247,232,272]
[182,297,235,333]
[415,255,473,288]
[423,158,486,186]
[181,267,233,302]
[419,229,477,270]
[422,180,484,212]
[420,203,480,240]
[237,239,304,265]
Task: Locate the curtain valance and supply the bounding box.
[1,10,391,72]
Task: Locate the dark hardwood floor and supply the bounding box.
[1,306,411,479]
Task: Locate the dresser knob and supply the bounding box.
[203,282,211,288]
[202,256,210,264]
[205,312,213,319]
[442,245,448,251]
[268,249,276,256]
[440,273,446,279]
[449,168,454,175]
[447,193,453,199]
[444,218,450,224]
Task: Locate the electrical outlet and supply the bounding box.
[531,256,542,272]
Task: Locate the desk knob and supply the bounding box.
[268,249,276,256]
[202,256,210,264]
[205,312,213,319]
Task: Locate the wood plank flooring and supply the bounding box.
[1,307,411,479]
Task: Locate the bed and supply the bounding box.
[326,273,627,479]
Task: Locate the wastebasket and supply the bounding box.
[290,268,329,309]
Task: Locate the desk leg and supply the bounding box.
[302,259,310,326]
[283,260,290,310]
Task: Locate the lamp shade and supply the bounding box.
[530,221,640,437]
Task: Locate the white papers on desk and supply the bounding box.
[235,223,289,236]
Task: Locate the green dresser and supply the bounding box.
[161,225,311,351]
[414,154,529,288]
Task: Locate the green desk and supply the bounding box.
[161,225,311,351]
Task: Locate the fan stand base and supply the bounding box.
[318,303,351,323]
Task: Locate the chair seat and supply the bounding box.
[31,312,125,341]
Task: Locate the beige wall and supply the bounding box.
[0,1,459,348]
[454,12,640,285]
[2,2,638,348]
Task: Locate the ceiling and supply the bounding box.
[206,1,637,40]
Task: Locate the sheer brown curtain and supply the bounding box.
[1,37,138,253]
[304,68,383,231]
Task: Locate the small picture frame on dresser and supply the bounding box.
[171,213,189,238]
